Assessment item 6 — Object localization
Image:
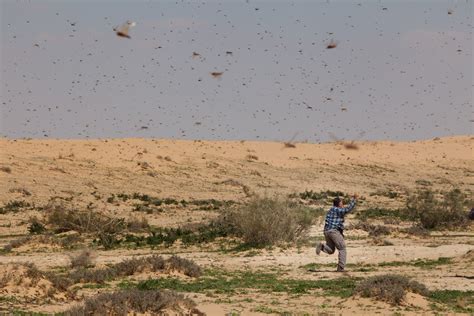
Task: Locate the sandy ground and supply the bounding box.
[0,135,473,315]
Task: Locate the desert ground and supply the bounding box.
[0,135,473,315]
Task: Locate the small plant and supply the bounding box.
[69,249,95,269]
[166,255,202,277]
[28,217,46,234]
[355,274,429,305]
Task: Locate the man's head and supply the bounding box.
[333,197,343,207]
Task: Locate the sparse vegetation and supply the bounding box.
[290,190,351,203]
[133,269,357,297]
[353,222,391,237]
[68,255,200,285]
[44,202,125,235]
[0,200,32,214]
[429,290,474,313]
[355,207,409,221]
[2,236,31,252]
[406,188,471,230]
[355,274,429,305]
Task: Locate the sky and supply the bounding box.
[0,0,472,143]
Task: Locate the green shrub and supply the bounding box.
[406,188,471,230]
[28,217,46,234]
[224,196,314,247]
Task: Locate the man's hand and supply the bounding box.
[353,193,359,200]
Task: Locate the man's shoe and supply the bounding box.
[315,243,324,255]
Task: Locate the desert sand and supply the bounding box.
[0,135,473,315]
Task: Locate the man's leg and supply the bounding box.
[321,231,336,254]
[330,230,346,271]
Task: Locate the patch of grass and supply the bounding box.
[377,257,452,269]
[131,269,357,297]
[123,220,233,248]
[355,208,410,221]
[429,290,474,313]
[355,274,429,305]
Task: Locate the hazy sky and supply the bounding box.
[1,0,472,142]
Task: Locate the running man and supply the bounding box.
[315,194,358,272]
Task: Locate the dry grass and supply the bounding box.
[355,274,429,305]
[68,255,199,284]
[166,255,202,277]
[66,289,202,316]
[44,202,125,234]
[2,236,31,252]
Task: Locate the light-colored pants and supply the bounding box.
[322,229,346,271]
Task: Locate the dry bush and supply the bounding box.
[69,249,95,269]
[44,203,125,234]
[68,255,196,284]
[353,222,391,237]
[0,166,12,173]
[127,217,149,232]
[3,236,31,252]
[165,255,202,277]
[9,187,31,196]
[402,225,430,237]
[223,196,314,247]
[406,188,471,230]
[355,274,429,305]
[66,289,202,316]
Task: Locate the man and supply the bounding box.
[315,194,358,272]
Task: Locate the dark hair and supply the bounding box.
[333,197,342,207]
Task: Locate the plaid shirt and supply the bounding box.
[324,199,357,232]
